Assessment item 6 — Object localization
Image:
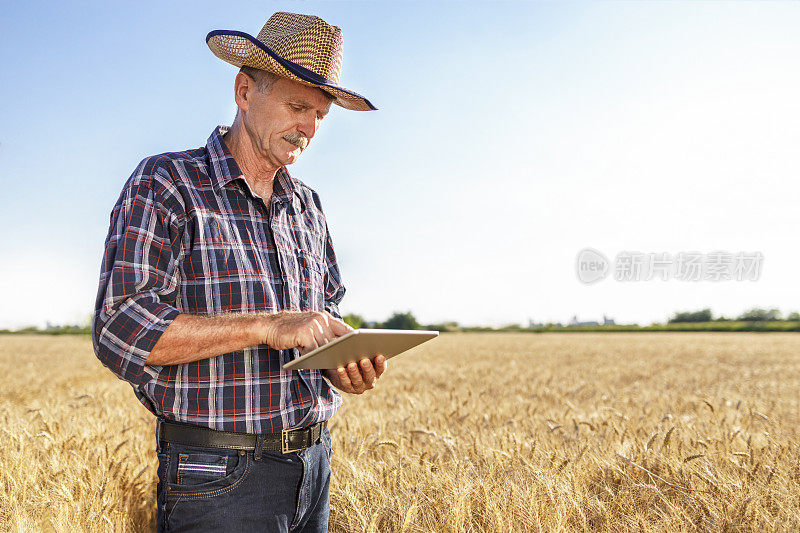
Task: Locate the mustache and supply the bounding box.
[283,133,309,149]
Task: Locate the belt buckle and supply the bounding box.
[281,427,304,454]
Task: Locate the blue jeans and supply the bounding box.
[155,427,332,532]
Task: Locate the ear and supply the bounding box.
[233,71,254,114]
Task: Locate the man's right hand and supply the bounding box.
[262,310,352,354]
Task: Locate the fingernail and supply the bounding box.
[348,363,357,371]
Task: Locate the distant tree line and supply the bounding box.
[669,307,799,323]
[4,307,800,335]
[346,307,800,331]
[342,311,459,332]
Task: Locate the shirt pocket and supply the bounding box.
[295,248,325,311]
[182,210,265,312]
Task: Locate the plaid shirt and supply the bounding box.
[92,126,344,433]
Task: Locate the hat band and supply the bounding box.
[206,30,353,94]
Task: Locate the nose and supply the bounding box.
[296,112,320,140]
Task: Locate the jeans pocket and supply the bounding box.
[177,452,230,486]
[165,445,250,498]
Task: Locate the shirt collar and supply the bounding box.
[207,125,296,204]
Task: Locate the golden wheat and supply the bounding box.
[1,333,799,531]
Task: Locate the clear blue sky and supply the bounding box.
[1,1,799,329]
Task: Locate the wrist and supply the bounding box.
[257,313,275,347]
[257,311,287,348]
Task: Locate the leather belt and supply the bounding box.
[157,418,326,455]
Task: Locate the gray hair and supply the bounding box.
[238,65,337,102]
[239,66,280,94]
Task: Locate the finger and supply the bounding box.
[299,344,317,356]
[327,313,353,336]
[317,318,339,346]
[336,366,353,392]
[300,340,318,354]
[319,311,331,328]
[359,358,377,387]
[309,312,330,340]
[374,355,388,378]
[310,321,329,347]
[347,362,364,391]
[299,329,319,355]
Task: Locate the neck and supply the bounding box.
[223,119,279,190]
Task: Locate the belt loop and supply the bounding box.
[254,434,263,461]
[155,418,163,453]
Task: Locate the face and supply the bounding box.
[238,75,333,169]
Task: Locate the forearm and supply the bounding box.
[146,312,269,366]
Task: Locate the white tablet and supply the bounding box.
[282,329,439,370]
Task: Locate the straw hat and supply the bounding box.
[206,12,376,111]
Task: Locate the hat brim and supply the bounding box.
[206,30,377,111]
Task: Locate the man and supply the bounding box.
[92,12,384,532]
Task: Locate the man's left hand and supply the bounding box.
[322,355,387,394]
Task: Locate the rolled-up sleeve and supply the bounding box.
[322,220,346,320]
[92,160,184,387]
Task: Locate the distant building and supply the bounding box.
[569,315,599,327]
[565,314,616,326]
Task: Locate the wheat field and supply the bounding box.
[1,332,799,531]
